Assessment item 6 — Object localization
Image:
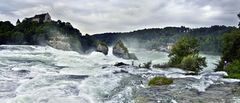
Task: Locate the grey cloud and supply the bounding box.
[0,0,239,34]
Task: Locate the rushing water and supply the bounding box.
[0,45,239,103]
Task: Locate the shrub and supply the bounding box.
[180,55,206,73]
[225,59,240,79]
[222,29,240,63]
[166,36,206,74]
[148,77,173,86]
[217,29,240,71]
[168,36,199,66]
[142,61,152,69]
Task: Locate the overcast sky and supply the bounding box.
[0,0,239,34]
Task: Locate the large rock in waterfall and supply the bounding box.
[113,40,138,60]
[96,41,108,55]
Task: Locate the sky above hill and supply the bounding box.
[0,0,239,34]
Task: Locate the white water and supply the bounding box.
[0,45,238,103]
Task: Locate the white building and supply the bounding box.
[25,13,51,23]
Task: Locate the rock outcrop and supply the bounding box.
[113,40,138,60]
[48,35,72,51]
[114,62,129,67]
[46,32,83,52]
[96,41,108,55]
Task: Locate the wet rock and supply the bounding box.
[26,77,34,79]
[135,78,240,103]
[113,40,129,59]
[66,75,89,80]
[12,69,31,77]
[232,86,240,96]
[101,66,107,69]
[113,69,129,74]
[16,70,30,73]
[112,40,138,60]
[114,62,129,67]
[96,41,108,55]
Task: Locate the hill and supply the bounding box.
[0,13,96,53]
[91,26,236,54]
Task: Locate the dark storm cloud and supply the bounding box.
[0,0,239,34]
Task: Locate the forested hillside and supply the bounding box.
[92,26,236,54]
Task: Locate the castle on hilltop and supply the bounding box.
[24,13,51,23]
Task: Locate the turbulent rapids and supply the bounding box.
[0,45,239,103]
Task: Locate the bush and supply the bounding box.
[225,59,240,79]
[167,36,206,74]
[180,55,206,73]
[148,77,173,86]
[142,61,152,69]
[216,28,240,79]
[222,29,240,63]
[168,36,199,66]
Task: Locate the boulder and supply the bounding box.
[114,62,129,67]
[96,41,108,55]
[113,40,138,60]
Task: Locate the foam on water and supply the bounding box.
[0,45,239,103]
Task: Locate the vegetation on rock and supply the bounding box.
[148,77,173,86]
[222,29,240,63]
[168,37,199,65]
[167,37,206,74]
[141,61,152,69]
[180,54,207,73]
[225,60,240,79]
[216,29,240,79]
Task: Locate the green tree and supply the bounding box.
[225,60,240,79]
[216,29,240,78]
[0,21,14,33]
[168,36,206,73]
[168,36,199,65]
[222,29,240,63]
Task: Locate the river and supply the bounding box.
[0,45,239,103]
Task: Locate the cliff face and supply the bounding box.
[48,35,72,51]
